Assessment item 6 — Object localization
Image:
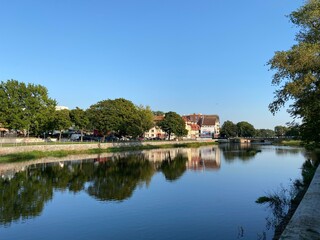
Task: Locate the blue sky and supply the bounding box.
[0,0,302,129]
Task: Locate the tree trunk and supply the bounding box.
[59,131,62,142]
[80,129,83,142]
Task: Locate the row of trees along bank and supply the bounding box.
[0,80,187,141]
[220,120,300,139]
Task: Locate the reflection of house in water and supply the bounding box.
[142,149,184,162]
[185,146,221,171]
[0,147,222,180]
[141,147,221,171]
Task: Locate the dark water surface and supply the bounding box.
[0,145,306,240]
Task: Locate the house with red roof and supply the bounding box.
[183,114,220,139]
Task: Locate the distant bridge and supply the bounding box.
[223,137,280,144]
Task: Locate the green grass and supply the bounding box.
[277,140,302,147]
[0,141,217,163]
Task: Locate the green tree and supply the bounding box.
[255,129,275,138]
[268,0,320,144]
[158,111,188,140]
[285,125,301,138]
[274,126,288,138]
[236,121,255,137]
[0,80,56,135]
[87,98,152,140]
[136,106,154,136]
[70,107,89,142]
[220,120,237,138]
[153,111,165,116]
[51,109,72,140]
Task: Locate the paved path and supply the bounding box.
[280,164,320,239]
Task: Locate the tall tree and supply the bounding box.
[157,111,188,140]
[70,107,89,142]
[255,129,275,138]
[268,0,320,144]
[87,98,153,140]
[136,106,154,136]
[274,126,288,138]
[220,120,238,138]
[236,121,255,137]
[0,80,56,136]
[51,109,72,141]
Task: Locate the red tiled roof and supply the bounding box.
[198,115,219,126]
[154,115,164,122]
[189,123,200,130]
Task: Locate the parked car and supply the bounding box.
[70,133,82,141]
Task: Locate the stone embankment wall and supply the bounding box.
[280,164,320,239]
[0,140,212,156]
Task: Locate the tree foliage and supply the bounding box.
[0,79,56,135]
[220,120,238,138]
[255,129,275,138]
[274,126,288,138]
[70,107,89,141]
[268,0,320,144]
[87,98,153,138]
[236,121,255,137]
[158,111,188,140]
[51,109,72,140]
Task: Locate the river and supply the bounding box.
[0,144,306,240]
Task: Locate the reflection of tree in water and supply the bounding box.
[220,144,261,162]
[0,152,190,226]
[275,147,302,156]
[0,169,53,226]
[160,153,188,181]
[87,155,154,201]
[256,151,320,239]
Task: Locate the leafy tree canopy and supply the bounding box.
[274,126,288,137]
[0,79,56,135]
[153,111,165,116]
[70,107,89,141]
[220,120,238,138]
[70,107,89,131]
[157,111,188,140]
[50,109,72,140]
[236,121,255,137]
[255,129,275,138]
[268,0,320,144]
[87,98,153,138]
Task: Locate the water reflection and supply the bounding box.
[88,155,155,201]
[143,147,221,171]
[0,145,290,227]
[219,143,261,162]
[274,147,304,156]
[0,147,218,225]
[257,151,319,239]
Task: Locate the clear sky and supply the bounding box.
[0,0,303,129]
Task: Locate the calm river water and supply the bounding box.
[0,145,306,240]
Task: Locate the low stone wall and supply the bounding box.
[0,140,211,156]
[280,164,320,239]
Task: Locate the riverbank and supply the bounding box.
[0,140,217,163]
[280,161,320,239]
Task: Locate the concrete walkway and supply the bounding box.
[280,164,320,239]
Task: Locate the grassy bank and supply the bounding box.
[0,141,217,163]
[276,140,302,147]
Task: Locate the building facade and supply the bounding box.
[183,114,220,139]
